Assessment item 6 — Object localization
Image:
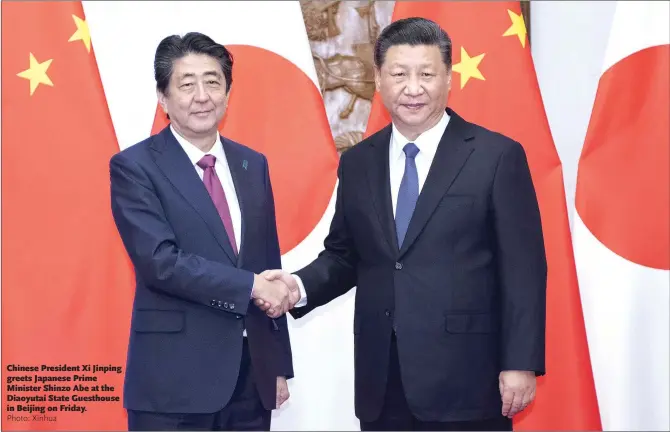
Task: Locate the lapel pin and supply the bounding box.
[242,160,248,170]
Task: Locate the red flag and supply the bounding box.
[365,2,601,430]
[2,2,134,430]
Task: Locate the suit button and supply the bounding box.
[395,262,402,270]
[224,302,229,308]
[230,303,235,310]
[236,315,242,319]
[218,301,222,307]
[210,300,217,306]
[385,310,391,317]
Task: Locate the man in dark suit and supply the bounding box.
[260,18,547,431]
[110,32,294,431]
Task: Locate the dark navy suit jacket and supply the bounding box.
[291,109,546,422]
[110,126,293,414]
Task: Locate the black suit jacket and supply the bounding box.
[291,108,547,422]
[110,126,293,414]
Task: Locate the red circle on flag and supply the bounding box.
[151,45,338,254]
[577,45,669,270]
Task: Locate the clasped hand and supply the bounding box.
[251,270,300,318]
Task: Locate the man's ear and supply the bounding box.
[157,89,170,119]
[157,89,168,114]
[223,85,231,109]
[374,67,381,93]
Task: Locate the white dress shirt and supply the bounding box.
[171,126,248,335]
[294,111,451,307]
[171,126,242,252]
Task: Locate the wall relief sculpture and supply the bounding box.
[301,0,395,154]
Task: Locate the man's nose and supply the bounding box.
[194,82,209,102]
[404,76,424,96]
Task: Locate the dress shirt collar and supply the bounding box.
[170,125,226,167]
[390,110,450,162]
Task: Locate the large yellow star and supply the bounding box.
[503,9,527,48]
[68,14,91,52]
[451,47,485,90]
[17,53,54,96]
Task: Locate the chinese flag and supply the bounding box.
[365,2,602,430]
[2,2,133,430]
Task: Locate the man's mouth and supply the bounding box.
[402,103,425,110]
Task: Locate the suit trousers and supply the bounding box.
[127,338,271,431]
[360,334,513,431]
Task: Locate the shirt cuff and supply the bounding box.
[293,274,308,307]
[249,272,256,298]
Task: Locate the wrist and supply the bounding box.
[251,273,261,298]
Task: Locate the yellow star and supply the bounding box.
[451,47,485,90]
[68,14,91,52]
[17,53,54,96]
[503,9,527,48]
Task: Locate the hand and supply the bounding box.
[251,274,289,318]
[499,370,536,418]
[254,270,300,316]
[276,376,290,408]
[266,269,300,307]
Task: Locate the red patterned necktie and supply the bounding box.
[197,154,238,255]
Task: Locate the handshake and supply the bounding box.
[251,270,301,318]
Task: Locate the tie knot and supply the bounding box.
[197,154,216,169]
[403,142,419,159]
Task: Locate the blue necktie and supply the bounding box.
[395,143,420,248]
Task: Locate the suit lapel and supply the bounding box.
[365,125,399,254]
[150,127,237,264]
[221,137,250,268]
[398,110,475,258]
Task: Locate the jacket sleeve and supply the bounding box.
[491,140,547,376]
[290,156,358,319]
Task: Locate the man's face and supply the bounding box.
[375,44,451,136]
[158,53,229,139]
